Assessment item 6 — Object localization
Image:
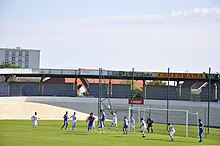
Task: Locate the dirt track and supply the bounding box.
[0,96,219,127]
[0,99,90,120]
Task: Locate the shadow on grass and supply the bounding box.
[144,138,198,144]
[113,136,124,138]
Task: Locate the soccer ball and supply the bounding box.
[107,106,111,109]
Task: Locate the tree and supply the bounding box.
[147,80,166,86]
[0,63,22,68]
[121,80,143,98]
[0,63,22,82]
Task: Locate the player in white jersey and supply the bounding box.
[168,123,175,141]
[140,118,146,137]
[70,112,77,132]
[130,116,135,133]
[31,112,40,131]
[110,111,118,131]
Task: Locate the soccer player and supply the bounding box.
[61,111,69,130]
[146,117,153,133]
[198,119,204,142]
[168,123,175,141]
[100,109,106,133]
[86,112,96,132]
[140,118,146,137]
[110,111,118,131]
[123,116,128,135]
[130,116,135,133]
[70,112,77,132]
[98,114,102,133]
[31,112,40,131]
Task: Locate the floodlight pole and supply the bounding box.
[98,68,102,116]
[131,67,134,117]
[207,67,211,134]
[166,67,170,130]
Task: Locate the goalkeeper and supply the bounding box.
[146,117,153,133]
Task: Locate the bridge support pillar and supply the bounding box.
[143,80,146,99]
[74,78,78,97]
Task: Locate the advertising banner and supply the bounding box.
[128,98,144,104]
[156,72,205,79]
[206,74,220,79]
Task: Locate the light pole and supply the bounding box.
[207,67,211,134]
[131,67,134,117]
[166,67,170,129]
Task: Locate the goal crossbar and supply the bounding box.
[129,106,189,137]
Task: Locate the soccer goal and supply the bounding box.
[128,106,198,137]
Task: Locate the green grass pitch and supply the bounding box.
[0,120,220,146]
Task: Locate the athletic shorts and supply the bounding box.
[64,120,68,125]
[130,124,135,129]
[141,126,146,132]
[33,121,37,126]
[112,119,117,125]
[170,130,175,136]
[199,128,204,135]
[72,122,76,127]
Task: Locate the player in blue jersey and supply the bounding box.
[61,111,69,130]
[100,109,106,133]
[86,112,96,132]
[123,116,128,135]
[198,119,204,142]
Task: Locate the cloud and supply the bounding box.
[72,7,220,26]
[171,7,220,17]
[1,6,219,38]
[106,15,165,25]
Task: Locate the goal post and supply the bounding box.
[128,106,189,137]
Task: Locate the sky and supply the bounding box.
[0,0,220,73]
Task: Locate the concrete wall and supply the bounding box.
[29,50,40,68]
[88,83,109,97]
[112,84,131,98]
[0,82,8,96]
[43,83,75,96]
[0,82,75,97]
[1,82,219,101]
[88,83,131,98]
[200,87,215,101]
[145,86,178,100]
[0,49,5,65]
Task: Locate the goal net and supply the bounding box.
[128,106,204,137]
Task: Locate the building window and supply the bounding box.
[25,51,29,56]
[25,62,29,68]
[5,55,9,62]
[25,57,29,61]
[12,62,15,65]
[12,57,15,61]
[18,57,22,62]
[5,51,9,55]
[12,51,16,56]
[18,51,22,56]
[18,62,22,67]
